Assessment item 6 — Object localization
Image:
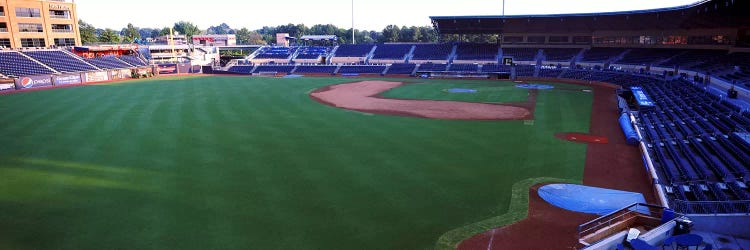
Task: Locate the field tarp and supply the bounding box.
[538,184,646,215]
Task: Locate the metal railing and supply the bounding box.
[50,15,70,19]
[670,200,750,215]
[0,28,7,32]
[51,29,73,33]
[577,203,672,240]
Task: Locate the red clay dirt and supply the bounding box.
[555,132,610,144]
[458,81,657,250]
[310,81,534,120]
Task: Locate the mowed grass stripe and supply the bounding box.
[0,77,591,250]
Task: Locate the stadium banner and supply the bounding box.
[630,86,655,107]
[0,79,15,91]
[177,63,192,74]
[157,64,178,74]
[14,75,54,89]
[109,69,132,80]
[85,71,110,83]
[53,73,83,85]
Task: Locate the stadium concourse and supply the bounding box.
[2,0,750,249]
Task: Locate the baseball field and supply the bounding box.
[0,76,595,249]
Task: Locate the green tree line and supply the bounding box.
[78,20,440,45]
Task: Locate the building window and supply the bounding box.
[49,10,70,19]
[527,36,546,44]
[18,23,43,32]
[21,38,46,47]
[15,7,41,18]
[1,6,5,16]
[0,22,7,32]
[0,39,10,48]
[54,38,76,46]
[548,36,570,43]
[51,24,73,33]
[573,36,592,44]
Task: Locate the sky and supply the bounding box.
[74,0,701,31]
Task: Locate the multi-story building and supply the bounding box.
[0,0,80,48]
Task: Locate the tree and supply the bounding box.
[235,28,265,45]
[173,21,201,40]
[98,28,121,43]
[121,23,140,43]
[151,29,162,38]
[381,25,400,43]
[207,23,234,35]
[78,20,98,45]
[159,27,171,36]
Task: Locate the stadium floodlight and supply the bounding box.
[352,0,355,44]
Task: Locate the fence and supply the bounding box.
[670,200,750,215]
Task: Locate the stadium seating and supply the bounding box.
[480,63,512,72]
[120,55,148,66]
[334,44,374,57]
[455,43,498,61]
[255,47,298,59]
[542,48,581,62]
[581,48,625,62]
[448,64,479,72]
[385,63,416,74]
[338,65,386,74]
[227,65,254,74]
[295,46,330,60]
[0,51,56,76]
[515,65,536,77]
[294,65,337,74]
[617,49,686,65]
[372,44,412,59]
[252,65,295,74]
[85,56,133,69]
[23,50,98,72]
[417,63,448,72]
[411,44,452,61]
[502,48,539,61]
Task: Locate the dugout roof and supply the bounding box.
[431,0,750,34]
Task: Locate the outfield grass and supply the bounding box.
[0,76,592,250]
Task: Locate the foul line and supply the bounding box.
[434,177,581,250]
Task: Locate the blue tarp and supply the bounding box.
[538,184,646,215]
[619,113,639,145]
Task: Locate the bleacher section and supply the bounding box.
[658,49,728,69]
[294,65,337,74]
[85,56,133,69]
[617,49,686,65]
[295,46,330,60]
[120,55,148,66]
[338,65,386,74]
[372,44,412,60]
[417,63,448,72]
[554,69,750,214]
[252,65,295,74]
[0,51,56,76]
[385,63,416,74]
[255,47,298,60]
[334,44,374,57]
[411,44,452,61]
[481,63,511,73]
[227,65,254,74]
[448,64,479,72]
[581,48,625,62]
[542,48,581,62]
[455,43,498,61]
[23,50,98,72]
[502,48,539,61]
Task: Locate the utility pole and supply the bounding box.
[502,0,506,16]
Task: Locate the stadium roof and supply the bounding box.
[431,0,750,34]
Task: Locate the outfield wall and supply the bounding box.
[8,67,156,91]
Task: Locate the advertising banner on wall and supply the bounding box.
[110,69,132,80]
[157,64,178,74]
[177,63,192,74]
[85,71,110,83]
[14,75,53,89]
[0,79,15,91]
[53,73,83,85]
